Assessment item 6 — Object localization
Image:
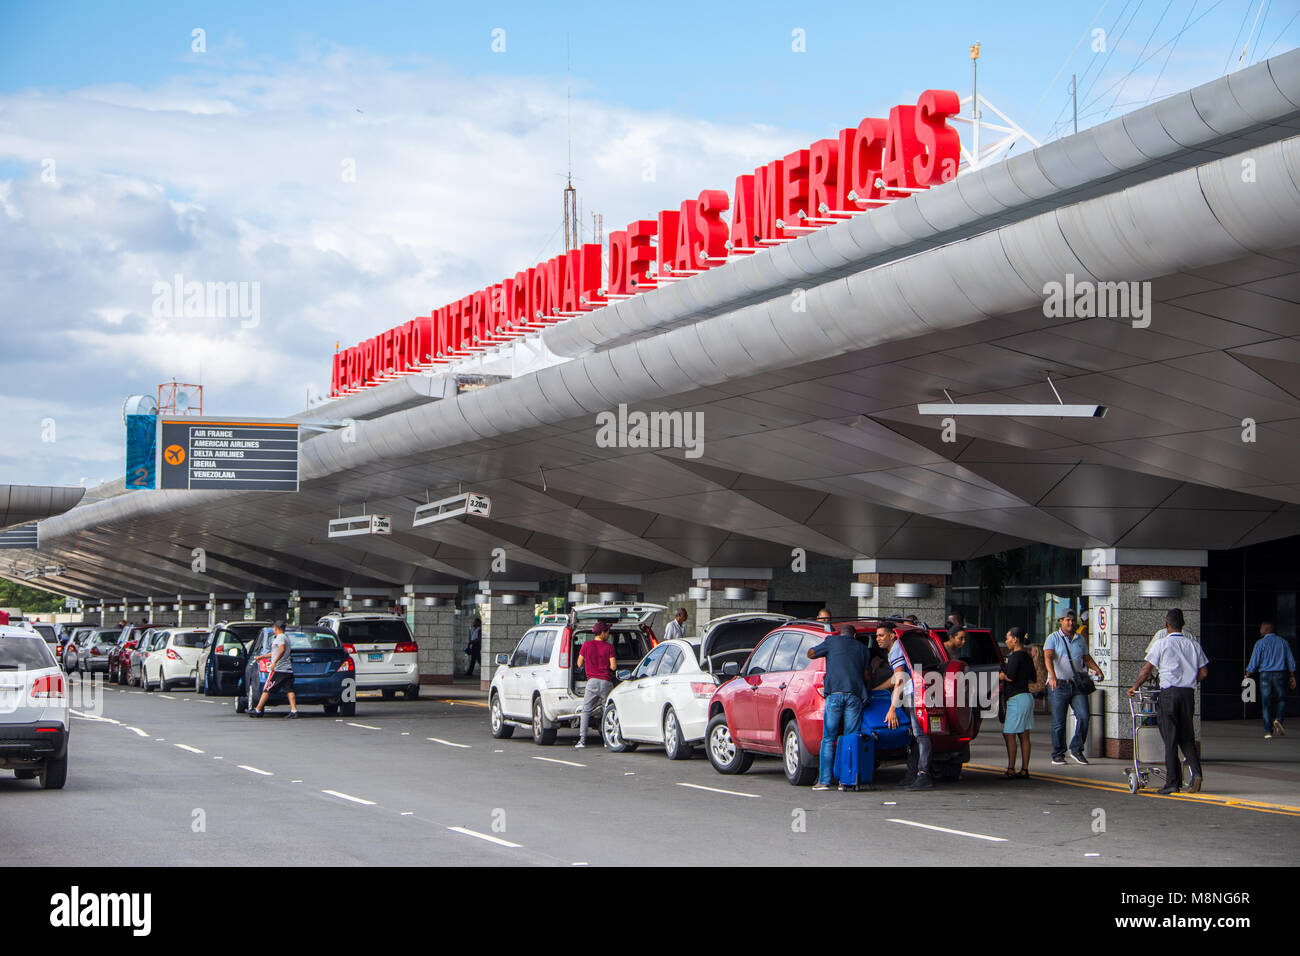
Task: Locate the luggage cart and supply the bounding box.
[1125,688,1177,793]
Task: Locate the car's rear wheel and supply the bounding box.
[382,688,396,700]
[663,707,693,760]
[160,675,172,693]
[14,769,36,780]
[489,694,514,739]
[532,697,557,746]
[40,753,68,790]
[601,704,637,752]
[324,702,339,716]
[339,700,356,717]
[405,684,420,700]
[141,669,152,692]
[937,760,964,782]
[782,720,817,786]
[706,713,752,774]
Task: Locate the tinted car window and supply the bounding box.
[658,644,685,675]
[283,629,341,650]
[534,628,557,665]
[793,633,823,672]
[745,634,782,676]
[631,645,667,679]
[338,620,411,644]
[174,632,208,649]
[0,636,57,668]
[900,631,943,671]
[960,630,1000,666]
[768,632,802,673]
[224,624,265,645]
[608,629,647,660]
[509,633,536,668]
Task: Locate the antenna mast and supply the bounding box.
[562,35,579,252]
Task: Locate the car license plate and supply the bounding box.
[368,652,383,662]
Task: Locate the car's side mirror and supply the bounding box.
[495,653,510,665]
[616,669,631,681]
[722,662,740,677]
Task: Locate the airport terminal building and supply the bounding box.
[7,50,1300,755]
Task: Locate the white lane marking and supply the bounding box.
[322,789,375,805]
[1085,852,1100,857]
[159,694,175,700]
[124,727,150,738]
[291,780,302,783]
[213,756,223,760]
[531,756,585,767]
[175,744,205,754]
[237,765,274,776]
[400,811,414,816]
[677,782,760,799]
[347,722,381,730]
[427,737,470,749]
[69,711,120,724]
[572,862,589,866]
[886,819,1007,843]
[400,732,409,736]
[447,826,521,848]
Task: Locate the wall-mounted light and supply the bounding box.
[850,582,874,599]
[688,586,708,601]
[567,590,584,603]
[1138,580,1182,599]
[723,587,755,601]
[894,582,932,600]
[1080,579,1111,598]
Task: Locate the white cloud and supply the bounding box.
[0,50,811,486]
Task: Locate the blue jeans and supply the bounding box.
[1049,682,1089,759]
[1260,671,1288,732]
[819,692,864,786]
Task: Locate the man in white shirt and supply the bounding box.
[1129,608,1208,795]
[663,608,688,643]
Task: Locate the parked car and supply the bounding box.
[316,612,420,700]
[197,621,269,694]
[127,629,165,686]
[74,628,120,675]
[704,618,979,785]
[213,625,356,716]
[489,602,663,745]
[106,627,136,684]
[31,623,60,662]
[0,625,69,789]
[600,612,792,759]
[60,627,95,670]
[139,628,208,692]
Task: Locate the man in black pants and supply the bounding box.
[1129,609,1208,794]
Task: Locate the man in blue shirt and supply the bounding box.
[807,625,871,791]
[1245,621,1297,739]
[1044,608,1105,766]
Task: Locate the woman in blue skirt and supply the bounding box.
[999,627,1035,778]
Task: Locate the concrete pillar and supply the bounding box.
[341,587,395,617]
[852,559,950,628]
[690,567,771,624]
[148,598,178,627]
[176,594,206,628]
[403,585,459,684]
[246,592,290,623]
[1082,548,1207,759]
[478,581,539,691]
[98,600,109,626]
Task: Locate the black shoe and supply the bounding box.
[284,711,299,719]
[907,772,935,791]
[898,774,917,789]
[1156,783,1180,795]
[1069,751,1090,765]
[248,709,263,718]
[1185,773,1202,794]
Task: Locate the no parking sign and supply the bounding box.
[1093,604,1114,681]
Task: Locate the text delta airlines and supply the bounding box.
[331,89,963,396]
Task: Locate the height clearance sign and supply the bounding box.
[331,89,963,396]
[158,418,300,491]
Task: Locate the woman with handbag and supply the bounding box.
[998,627,1036,778]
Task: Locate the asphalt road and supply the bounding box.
[1,677,1293,866]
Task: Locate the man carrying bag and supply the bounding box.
[1044,608,1105,766]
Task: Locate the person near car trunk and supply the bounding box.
[664,608,688,643]
[879,623,934,791]
[465,617,482,677]
[942,627,967,662]
[576,622,616,749]
[250,621,298,719]
[1129,609,1207,794]
[1044,608,1104,766]
[807,624,872,791]
[999,627,1034,778]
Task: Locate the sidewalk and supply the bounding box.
[424,675,488,706]
[968,717,1300,814]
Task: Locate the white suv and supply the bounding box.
[0,625,69,789]
[489,603,664,745]
[317,613,420,699]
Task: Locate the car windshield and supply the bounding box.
[0,636,57,668]
[33,624,56,642]
[337,620,409,644]
[284,629,342,650]
[173,632,207,648]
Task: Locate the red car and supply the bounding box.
[704,618,980,785]
[930,625,1005,733]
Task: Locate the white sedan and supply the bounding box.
[141,628,209,692]
[600,612,792,759]
[0,625,69,789]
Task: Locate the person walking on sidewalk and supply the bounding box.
[465,617,482,677]
[1129,608,1207,794]
[1044,608,1104,766]
[576,623,616,749]
[1245,621,1296,738]
[807,624,872,791]
[249,621,298,719]
[998,627,1035,778]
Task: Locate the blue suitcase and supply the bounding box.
[833,732,875,789]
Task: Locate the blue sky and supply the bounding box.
[0,0,1297,487]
